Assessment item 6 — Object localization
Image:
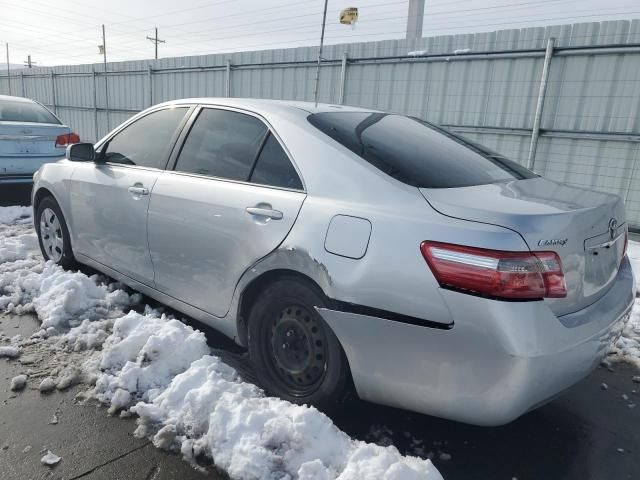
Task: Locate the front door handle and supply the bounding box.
[246,206,283,220]
[128,186,149,196]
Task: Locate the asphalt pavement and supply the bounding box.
[1,182,639,480]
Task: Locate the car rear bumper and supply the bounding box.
[318,256,635,426]
[0,155,60,182]
[0,174,34,184]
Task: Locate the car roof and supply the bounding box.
[0,94,37,104]
[156,97,382,116]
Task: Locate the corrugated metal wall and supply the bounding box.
[2,19,640,227]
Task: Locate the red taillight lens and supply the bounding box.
[55,132,80,147]
[420,241,567,300]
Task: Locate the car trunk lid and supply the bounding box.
[0,122,70,157]
[420,176,626,316]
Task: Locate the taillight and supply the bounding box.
[420,241,567,300]
[55,132,80,147]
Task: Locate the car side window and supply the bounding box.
[174,108,268,181]
[250,133,302,190]
[101,107,188,169]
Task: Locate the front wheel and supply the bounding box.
[247,277,351,411]
[35,196,77,269]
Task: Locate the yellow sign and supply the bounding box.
[340,7,358,25]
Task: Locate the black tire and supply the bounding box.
[248,277,351,411]
[35,195,77,270]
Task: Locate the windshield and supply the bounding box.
[0,99,61,124]
[307,111,536,188]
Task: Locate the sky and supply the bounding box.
[1,0,639,67]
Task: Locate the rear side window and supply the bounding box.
[307,112,536,188]
[102,107,188,169]
[0,99,60,124]
[175,108,267,181]
[250,134,302,190]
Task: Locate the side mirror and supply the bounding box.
[66,143,95,162]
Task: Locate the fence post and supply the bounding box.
[92,66,99,142]
[338,52,348,104]
[527,37,555,170]
[148,64,153,107]
[50,72,57,114]
[225,60,231,97]
[20,71,25,97]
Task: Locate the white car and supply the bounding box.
[0,94,79,183]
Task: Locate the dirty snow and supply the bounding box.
[10,374,27,391]
[0,345,20,358]
[39,377,56,393]
[40,450,62,466]
[0,206,443,480]
[608,240,640,367]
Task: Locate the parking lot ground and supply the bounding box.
[0,314,224,480]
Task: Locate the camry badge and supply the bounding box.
[538,238,568,247]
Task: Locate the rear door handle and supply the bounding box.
[246,206,283,220]
[128,186,149,195]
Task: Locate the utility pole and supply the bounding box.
[5,43,10,95]
[313,0,329,106]
[24,54,36,68]
[101,24,110,130]
[146,27,165,60]
[406,0,425,40]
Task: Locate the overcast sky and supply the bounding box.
[1,0,639,66]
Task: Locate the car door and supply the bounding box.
[147,106,306,317]
[69,106,190,284]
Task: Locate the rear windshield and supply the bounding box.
[0,99,60,124]
[307,112,536,188]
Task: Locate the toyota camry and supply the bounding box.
[31,98,636,425]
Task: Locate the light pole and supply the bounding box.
[313,0,329,106]
[100,24,110,130]
[5,43,10,95]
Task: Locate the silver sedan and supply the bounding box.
[32,98,636,425]
[1,94,79,183]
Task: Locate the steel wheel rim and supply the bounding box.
[40,208,64,263]
[268,304,328,394]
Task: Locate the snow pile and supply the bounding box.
[0,206,31,224]
[0,206,37,264]
[92,310,210,412]
[629,240,640,294]
[611,240,640,366]
[407,50,428,57]
[92,311,440,479]
[1,262,138,330]
[0,206,442,480]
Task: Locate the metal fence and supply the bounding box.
[2,19,640,228]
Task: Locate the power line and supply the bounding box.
[146,27,166,60]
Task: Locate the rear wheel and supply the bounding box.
[35,196,77,269]
[247,277,350,411]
